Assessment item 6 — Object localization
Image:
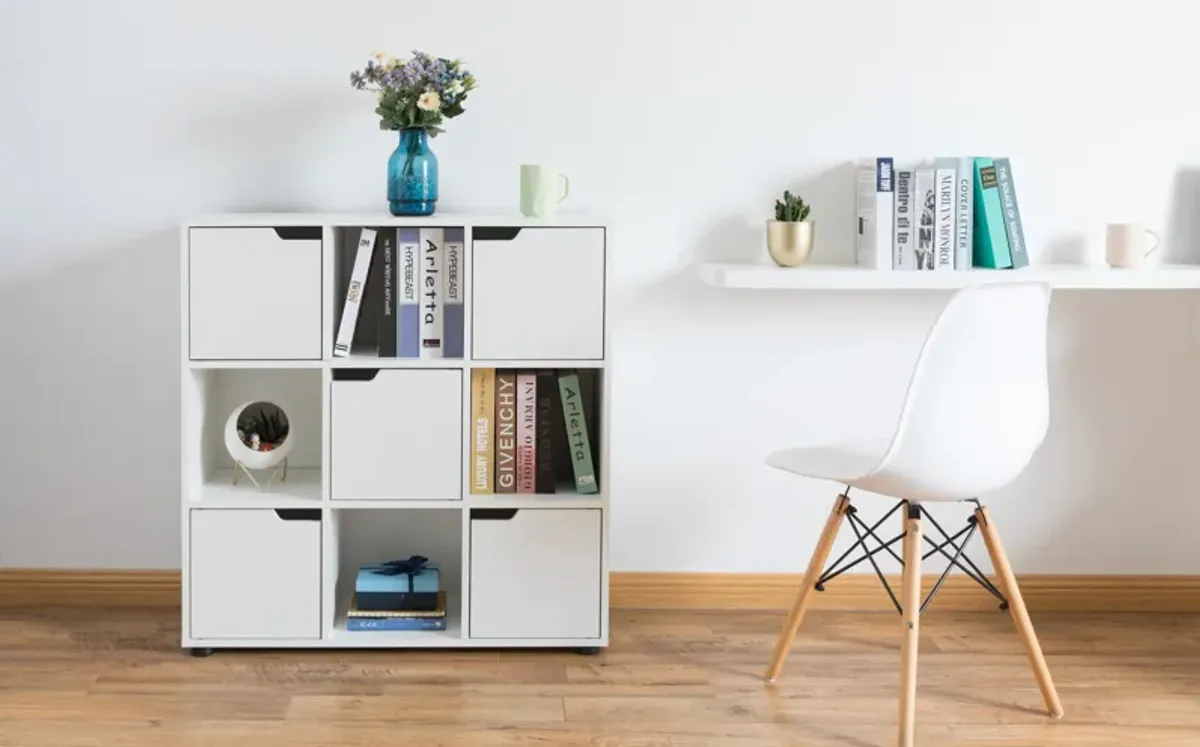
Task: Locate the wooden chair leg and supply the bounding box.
[975,506,1065,719]
[763,493,851,682]
[898,504,922,747]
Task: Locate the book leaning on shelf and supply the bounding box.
[470,368,599,496]
[864,155,1030,271]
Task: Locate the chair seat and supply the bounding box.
[767,438,986,502]
[766,438,890,485]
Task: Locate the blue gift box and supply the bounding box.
[355,562,441,593]
[354,561,441,612]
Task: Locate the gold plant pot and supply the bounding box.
[767,220,814,267]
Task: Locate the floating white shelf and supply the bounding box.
[699,263,1200,290]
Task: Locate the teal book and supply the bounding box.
[557,371,598,495]
[972,158,1013,269]
[993,158,1029,268]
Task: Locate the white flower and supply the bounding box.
[446,79,465,97]
[417,90,441,111]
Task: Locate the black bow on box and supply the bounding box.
[370,555,429,578]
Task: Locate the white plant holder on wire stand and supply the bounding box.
[224,401,293,491]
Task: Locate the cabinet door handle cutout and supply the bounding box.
[273,226,322,241]
[471,509,519,521]
[473,227,522,242]
[274,509,321,522]
[332,368,380,381]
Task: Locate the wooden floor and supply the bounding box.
[1,607,1199,746]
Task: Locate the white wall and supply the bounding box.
[3,0,1200,573]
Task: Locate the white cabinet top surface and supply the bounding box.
[184,211,604,228]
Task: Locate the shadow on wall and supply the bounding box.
[1002,311,1200,573]
[1166,166,1200,264]
[0,230,181,567]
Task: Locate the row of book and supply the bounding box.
[334,226,464,358]
[470,368,599,496]
[856,157,1029,271]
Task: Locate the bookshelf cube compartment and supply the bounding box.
[184,368,322,505]
[469,367,604,497]
[471,227,605,360]
[189,508,322,639]
[469,508,602,639]
[330,508,463,642]
[332,226,466,359]
[331,368,463,500]
[188,227,322,360]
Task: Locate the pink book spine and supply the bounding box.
[516,373,537,493]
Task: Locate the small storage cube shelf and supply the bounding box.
[470,508,602,639]
[472,227,605,361]
[330,368,463,501]
[188,226,323,360]
[183,367,322,506]
[189,508,323,640]
[467,367,604,499]
[180,213,608,652]
[331,225,466,361]
[329,508,463,645]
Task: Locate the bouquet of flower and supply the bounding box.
[350,50,476,136]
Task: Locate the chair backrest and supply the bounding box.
[871,282,1052,500]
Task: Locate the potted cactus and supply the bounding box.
[768,190,814,267]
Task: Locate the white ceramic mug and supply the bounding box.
[1105,223,1159,268]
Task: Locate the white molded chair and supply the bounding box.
[762,282,1062,747]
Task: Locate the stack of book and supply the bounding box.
[470,368,599,496]
[334,226,464,359]
[346,557,447,631]
[856,157,1028,271]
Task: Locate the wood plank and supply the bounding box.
[0,570,180,607]
[0,606,1196,745]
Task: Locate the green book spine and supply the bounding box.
[972,158,1013,269]
[993,158,1029,268]
[557,371,598,495]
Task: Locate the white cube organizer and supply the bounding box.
[180,214,609,653]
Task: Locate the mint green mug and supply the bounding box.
[520,165,570,218]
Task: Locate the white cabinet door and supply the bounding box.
[189,509,322,640]
[470,508,602,639]
[471,227,605,360]
[189,227,322,360]
[331,369,462,500]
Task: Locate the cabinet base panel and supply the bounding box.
[182,638,607,650]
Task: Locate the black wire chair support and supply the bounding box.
[812,492,1008,616]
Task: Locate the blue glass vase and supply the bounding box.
[388,128,438,216]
